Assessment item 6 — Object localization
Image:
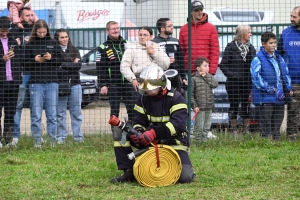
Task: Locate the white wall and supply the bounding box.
[1,0,298,27]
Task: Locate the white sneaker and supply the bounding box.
[6,138,18,147]
[207,131,217,139]
[57,140,65,145]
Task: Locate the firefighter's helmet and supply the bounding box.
[138,64,171,96]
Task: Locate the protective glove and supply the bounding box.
[139,129,156,146]
[129,127,143,147]
[134,127,145,133]
[129,134,140,147]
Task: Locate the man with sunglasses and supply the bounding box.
[179,0,220,75]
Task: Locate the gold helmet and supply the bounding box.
[138,64,171,96]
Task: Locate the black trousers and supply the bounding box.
[286,84,300,136]
[226,79,251,120]
[0,82,18,144]
[108,83,138,121]
[258,104,284,139]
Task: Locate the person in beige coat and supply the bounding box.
[120,26,170,91]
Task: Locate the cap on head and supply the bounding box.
[191,0,204,11]
[138,63,171,96]
[0,16,11,29]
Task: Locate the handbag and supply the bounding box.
[58,78,71,97]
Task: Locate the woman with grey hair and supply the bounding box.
[219,24,256,137]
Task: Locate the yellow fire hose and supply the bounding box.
[133,144,182,188]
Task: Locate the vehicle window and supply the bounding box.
[89,51,97,62]
[221,11,261,22]
[214,67,227,83]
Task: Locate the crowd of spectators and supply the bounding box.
[0,1,299,150]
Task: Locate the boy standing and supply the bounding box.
[251,32,293,140]
[191,57,218,145]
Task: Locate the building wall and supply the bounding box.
[1,0,298,28]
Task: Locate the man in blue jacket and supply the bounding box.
[277,6,300,141]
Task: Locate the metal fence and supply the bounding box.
[51,23,290,51]
[49,23,291,134]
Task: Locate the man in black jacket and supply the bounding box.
[8,7,35,147]
[152,18,187,90]
[0,16,22,147]
[96,21,136,137]
[10,7,35,46]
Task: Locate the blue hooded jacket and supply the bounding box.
[250,46,293,105]
[277,26,300,84]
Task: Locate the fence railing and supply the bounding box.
[51,23,290,51]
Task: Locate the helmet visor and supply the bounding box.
[138,78,164,96]
[138,87,161,96]
[139,78,167,89]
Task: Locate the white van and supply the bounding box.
[207,8,274,33]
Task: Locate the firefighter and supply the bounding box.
[111,63,195,184]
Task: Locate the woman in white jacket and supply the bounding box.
[120,26,170,91]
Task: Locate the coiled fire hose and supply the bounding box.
[108,115,182,187]
[131,143,182,188]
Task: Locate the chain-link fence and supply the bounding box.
[0,0,299,146]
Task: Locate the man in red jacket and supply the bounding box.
[179,0,220,75]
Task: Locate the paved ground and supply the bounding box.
[19,100,128,136]
[17,101,287,136]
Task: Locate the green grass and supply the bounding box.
[0,133,299,200]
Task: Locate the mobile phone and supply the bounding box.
[169,52,175,57]
[9,46,14,53]
[146,41,152,47]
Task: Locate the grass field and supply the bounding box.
[0,133,299,200]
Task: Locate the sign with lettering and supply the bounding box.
[60,2,124,28]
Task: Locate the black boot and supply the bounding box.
[4,126,13,145]
[111,169,135,183]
